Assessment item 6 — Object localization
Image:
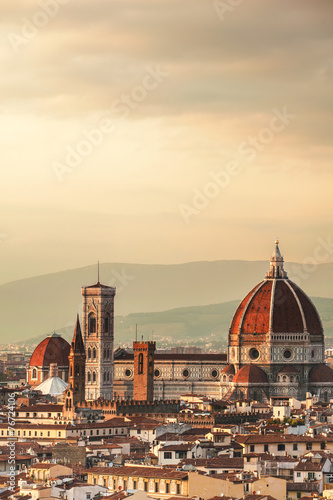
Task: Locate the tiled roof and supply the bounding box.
[233,364,268,384]
[16,404,63,412]
[287,481,320,492]
[229,277,323,337]
[309,363,333,383]
[278,365,299,374]
[221,364,235,375]
[236,434,326,444]
[29,335,70,367]
[294,458,326,471]
[87,465,188,480]
[160,443,194,452]
[181,457,244,469]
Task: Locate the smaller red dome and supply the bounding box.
[233,364,268,385]
[29,334,70,367]
[309,364,333,383]
[221,364,235,375]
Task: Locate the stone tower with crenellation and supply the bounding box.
[133,341,156,401]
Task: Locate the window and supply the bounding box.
[88,348,91,359]
[250,445,255,452]
[87,372,91,383]
[164,452,172,459]
[177,484,180,495]
[88,313,96,334]
[133,481,137,489]
[86,494,91,500]
[264,444,269,452]
[155,483,159,493]
[93,372,96,383]
[137,429,141,434]
[249,348,260,360]
[297,472,301,478]
[321,442,326,450]
[93,348,97,359]
[306,443,312,451]
[32,368,37,379]
[166,483,169,494]
[293,444,298,451]
[104,315,110,334]
[278,444,285,451]
[138,353,143,374]
[144,482,147,492]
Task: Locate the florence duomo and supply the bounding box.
[27,240,333,408]
[2,2,333,498]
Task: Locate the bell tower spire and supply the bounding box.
[266,239,288,279]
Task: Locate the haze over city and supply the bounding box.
[1,0,332,285]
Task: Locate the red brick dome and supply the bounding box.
[233,364,268,385]
[29,334,70,367]
[309,364,333,383]
[229,242,323,340]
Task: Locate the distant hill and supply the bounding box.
[19,297,333,351]
[2,260,333,344]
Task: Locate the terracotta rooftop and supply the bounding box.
[309,363,333,383]
[229,245,323,338]
[221,364,235,375]
[29,335,70,368]
[87,465,188,480]
[233,364,268,384]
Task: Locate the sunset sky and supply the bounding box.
[0,0,332,284]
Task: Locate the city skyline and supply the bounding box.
[1,0,332,285]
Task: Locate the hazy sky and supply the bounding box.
[0,0,332,284]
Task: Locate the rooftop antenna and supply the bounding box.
[97,260,100,284]
[135,324,138,342]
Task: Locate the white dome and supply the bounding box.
[35,376,68,396]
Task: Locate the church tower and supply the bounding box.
[133,341,156,401]
[68,315,86,406]
[82,281,116,401]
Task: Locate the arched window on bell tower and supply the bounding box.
[138,353,143,375]
[88,313,96,335]
[104,314,110,334]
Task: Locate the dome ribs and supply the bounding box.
[241,281,272,335]
[288,281,323,336]
[29,335,70,367]
[272,281,303,333]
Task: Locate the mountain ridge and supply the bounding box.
[2,260,333,344]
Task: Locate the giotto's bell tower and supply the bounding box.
[82,281,116,401]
